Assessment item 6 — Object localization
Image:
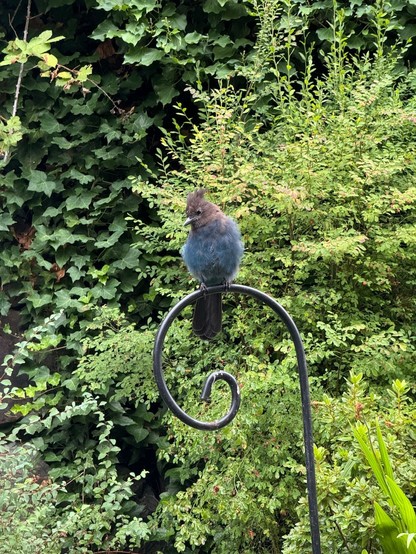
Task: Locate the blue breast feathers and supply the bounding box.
[182,217,244,286]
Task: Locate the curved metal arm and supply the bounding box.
[152,286,241,430]
[153,283,321,553]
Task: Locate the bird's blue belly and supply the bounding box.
[182,219,243,286]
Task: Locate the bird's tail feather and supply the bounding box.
[193,294,222,340]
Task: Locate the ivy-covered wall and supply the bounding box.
[0,0,254,336]
[3,0,416,336]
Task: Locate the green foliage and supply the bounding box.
[0,115,23,156]
[143,307,306,552]
[0,9,257,540]
[0,441,64,554]
[129,14,415,550]
[133,57,416,392]
[0,29,64,66]
[92,0,254,85]
[0,436,151,554]
[0,0,254,345]
[74,306,158,407]
[292,0,416,58]
[3,307,159,552]
[0,1,415,552]
[355,420,416,554]
[282,373,416,553]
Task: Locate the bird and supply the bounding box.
[181,189,244,340]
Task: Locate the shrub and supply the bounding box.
[4,308,158,552]
[283,374,416,553]
[131,25,416,551]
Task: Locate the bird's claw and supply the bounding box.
[199,282,230,293]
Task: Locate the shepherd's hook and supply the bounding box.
[153,284,321,554]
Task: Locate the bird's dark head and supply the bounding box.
[185,189,220,229]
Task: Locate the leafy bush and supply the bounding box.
[0,0,256,334]
[133,58,416,392]
[0,4,259,546]
[3,307,159,552]
[130,18,416,550]
[0,438,151,554]
[0,442,64,554]
[283,374,416,553]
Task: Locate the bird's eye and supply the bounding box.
[196,208,202,215]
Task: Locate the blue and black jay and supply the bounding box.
[181,189,244,340]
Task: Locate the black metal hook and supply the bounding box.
[153,283,321,553]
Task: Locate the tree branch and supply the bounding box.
[4,0,31,164]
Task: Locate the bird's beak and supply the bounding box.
[184,216,194,226]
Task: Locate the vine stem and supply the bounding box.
[4,0,31,164]
[53,62,124,114]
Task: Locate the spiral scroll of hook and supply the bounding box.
[152,283,321,553]
[152,285,241,431]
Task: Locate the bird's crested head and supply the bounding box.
[185,189,221,229]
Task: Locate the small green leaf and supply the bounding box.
[27,170,57,197]
[124,47,164,65]
[126,425,149,443]
[66,190,96,211]
[77,64,93,82]
[40,53,58,67]
[0,212,14,231]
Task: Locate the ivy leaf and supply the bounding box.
[123,47,164,65]
[109,216,127,233]
[62,168,95,184]
[34,30,65,44]
[39,53,58,68]
[92,145,123,160]
[67,266,86,282]
[26,291,54,309]
[112,414,136,426]
[126,425,149,443]
[66,190,97,211]
[40,112,63,134]
[71,254,90,269]
[154,78,179,105]
[51,136,73,149]
[132,112,154,133]
[47,228,93,249]
[167,14,187,31]
[90,279,120,300]
[99,121,122,143]
[95,231,124,248]
[185,32,205,44]
[0,211,14,231]
[77,65,93,82]
[316,27,336,41]
[399,24,416,39]
[112,248,141,269]
[27,170,57,197]
[54,289,84,310]
[0,292,11,316]
[91,20,122,41]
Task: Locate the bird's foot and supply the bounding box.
[223,281,231,292]
[199,283,208,294]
